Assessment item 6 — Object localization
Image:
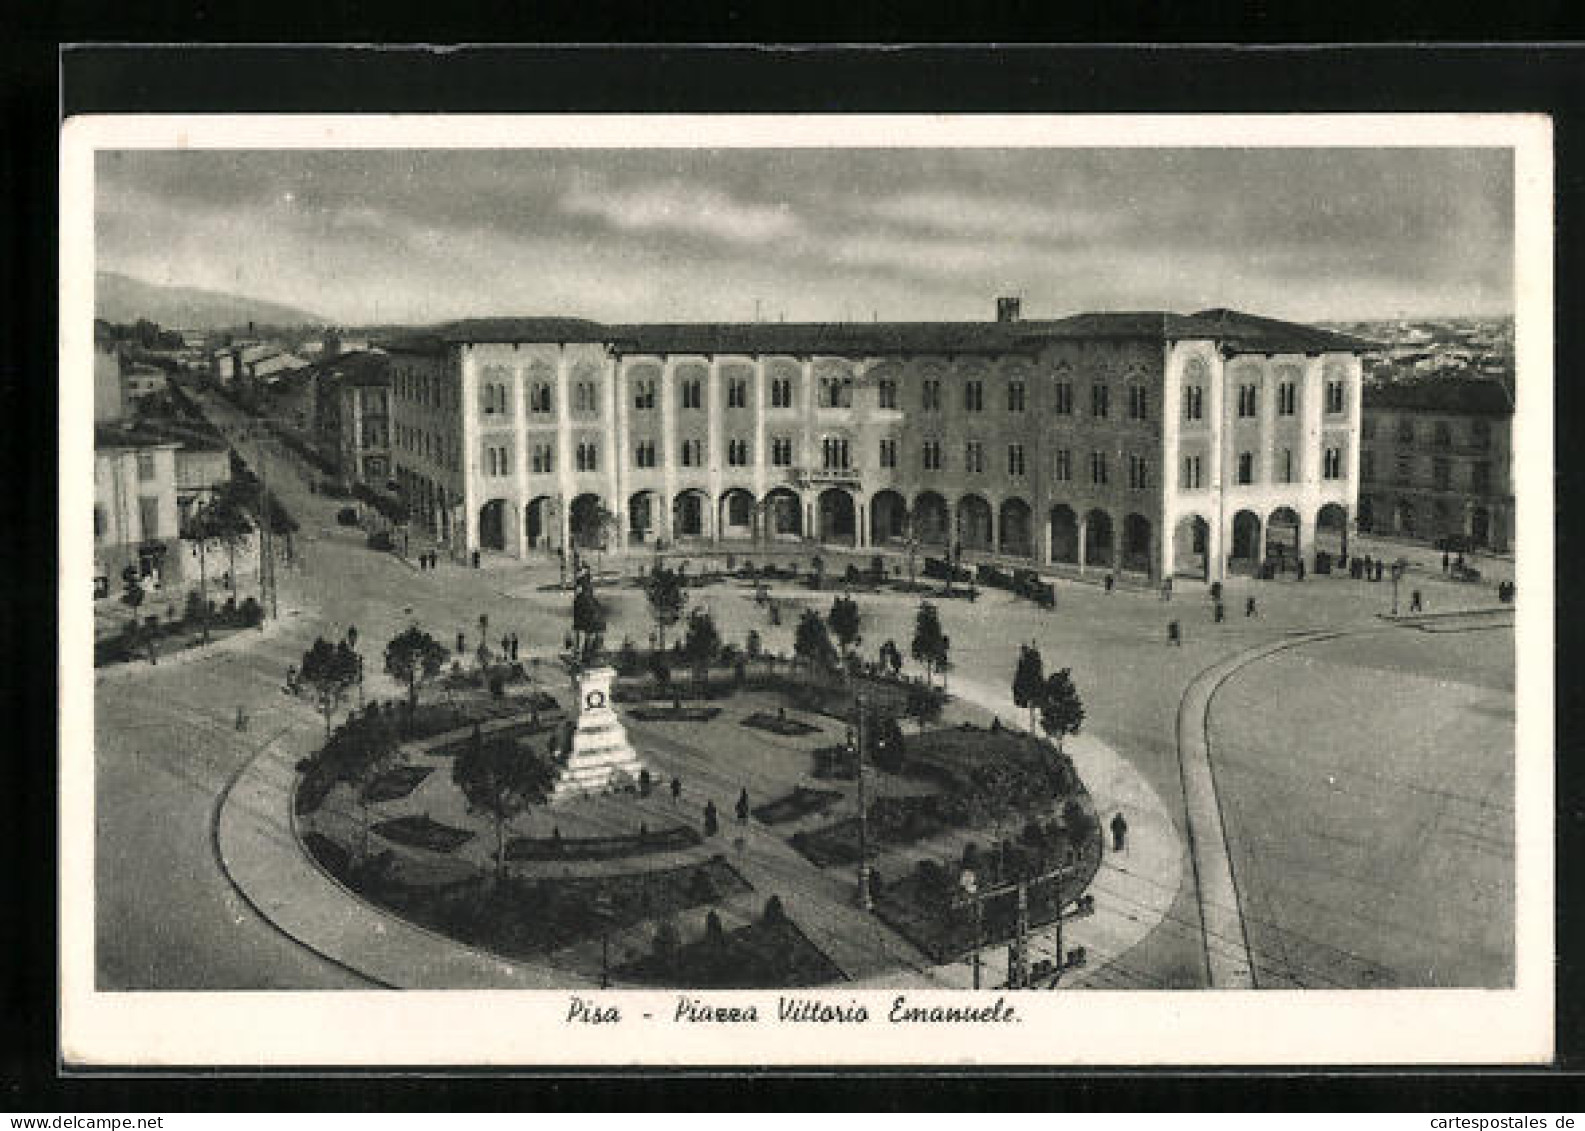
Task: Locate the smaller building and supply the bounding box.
[1358,377,1513,552]
[312,350,392,487]
[122,363,170,403]
[94,424,182,596]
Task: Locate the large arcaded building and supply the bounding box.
[385,301,1371,583]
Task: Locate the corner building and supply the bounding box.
[387,304,1370,583]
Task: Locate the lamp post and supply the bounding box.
[848,695,873,911]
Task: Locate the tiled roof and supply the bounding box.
[309,349,391,387]
[1191,308,1382,354]
[1364,377,1515,416]
[375,308,1377,358]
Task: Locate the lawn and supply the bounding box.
[371,814,475,852]
[505,825,702,861]
[751,786,843,825]
[618,915,845,988]
[627,705,724,722]
[359,764,433,803]
[741,710,821,737]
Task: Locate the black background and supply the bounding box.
[5,35,1584,1111]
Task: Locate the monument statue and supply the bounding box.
[548,666,645,804]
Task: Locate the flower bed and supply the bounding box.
[789,793,967,868]
[740,710,820,737]
[751,786,843,825]
[371,814,475,852]
[505,825,701,861]
[626,705,724,722]
[618,916,843,988]
[359,764,433,803]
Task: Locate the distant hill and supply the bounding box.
[95,271,328,331]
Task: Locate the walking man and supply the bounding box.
[1167,620,1181,646]
[1410,589,1423,613]
[1245,596,1257,618]
[1110,811,1128,853]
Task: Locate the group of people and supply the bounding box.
[415,551,441,571]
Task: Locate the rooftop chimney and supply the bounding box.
[996,296,1022,323]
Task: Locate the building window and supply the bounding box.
[1326,380,1346,415]
[965,441,984,474]
[1361,416,1375,439]
[878,379,898,409]
[1472,419,1492,449]
[1053,449,1071,482]
[1090,451,1108,486]
[1472,460,1491,493]
[879,438,897,469]
[727,378,748,409]
[680,439,702,467]
[1396,454,1413,484]
[771,436,793,467]
[1183,385,1204,422]
[1433,456,1451,490]
[681,379,703,410]
[530,383,553,414]
[634,440,656,469]
[633,379,656,410]
[1280,448,1295,483]
[771,378,793,409]
[530,444,552,473]
[922,441,942,471]
[1396,418,1414,444]
[1278,381,1296,416]
[1091,383,1109,418]
[1127,386,1149,421]
[1237,451,1254,485]
[964,380,984,412]
[575,442,598,473]
[1180,455,1203,489]
[139,495,161,540]
[922,379,941,411]
[822,436,850,470]
[1007,380,1026,413]
[480,382,507,415]
[820,377,853,408]
[136,451,156,481]
[1128,454,1149,490]
[1053,381,1073,416]
[1237,384,1258,418]
[1007,444,1025,476]
[1324,446,1344,480]
[727,438,750,467]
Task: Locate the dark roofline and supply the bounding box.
[1363,377,1515,416]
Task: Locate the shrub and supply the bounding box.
[704,909,725,943]
[487,669,505,698]
[336,506,359,526]
[639,767,653,797]
[239,596,263,627]
[184,589,207,623]
[367,530,394,552]
[689,869,717,903]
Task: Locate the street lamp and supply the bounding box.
[848,696,873,911]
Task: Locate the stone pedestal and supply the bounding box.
[548,666,645,804]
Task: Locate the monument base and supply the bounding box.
[548,666,645,805]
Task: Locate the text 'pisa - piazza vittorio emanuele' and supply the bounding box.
[385,298,1372,583]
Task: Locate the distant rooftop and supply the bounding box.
[378,307,1377,357]
[1364,377,1515,416]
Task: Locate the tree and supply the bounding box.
[1038,668,1085,755]
[910,602,950,686]
[793,609,839,674]
[828,595,862,657]
[343,708,398,865]
[878,638,903,680]
[571,574,607,664]
[1011,643,1046,733]
[906,682,943,734]
[452,724,556,886]
[384,626,449,734]
[643,565,687,651]
[649,648,672,694]
[300,636,361,738]
[744,628,763,669]
[681,607,722,692]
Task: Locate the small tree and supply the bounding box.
[910,602,949,686]
[1012,643,1046,733]
[878,638,903,679]
[828,594,862,658]
[643,565,687,652]
[300,636,361,738]
[793,609,839,674]
[452,725,556,886]
[744,628,763,669]
[906,682,943,734]
[344,709,398,865]
[384,626,449,734]
[681,607,722,693]
[1038,667,1085,755]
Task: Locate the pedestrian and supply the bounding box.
[1214,600,1225,624]
[1104,573,1115,593]
[1245,596,1257,618]
[1296,559,1306,582]
[235,705,248,732]
[671,775,683,804]
[1375,560,1385,583]
[1410,589,1423,613]
[736,787,750,824]
[1442,550,1450,574]
[457,631,466,655]
[501,634,510,657]
[1167,620,1181,646]
[1161,578,1173,601]
[1110,811,1128,853]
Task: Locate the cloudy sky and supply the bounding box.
[95,147,1514,326]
